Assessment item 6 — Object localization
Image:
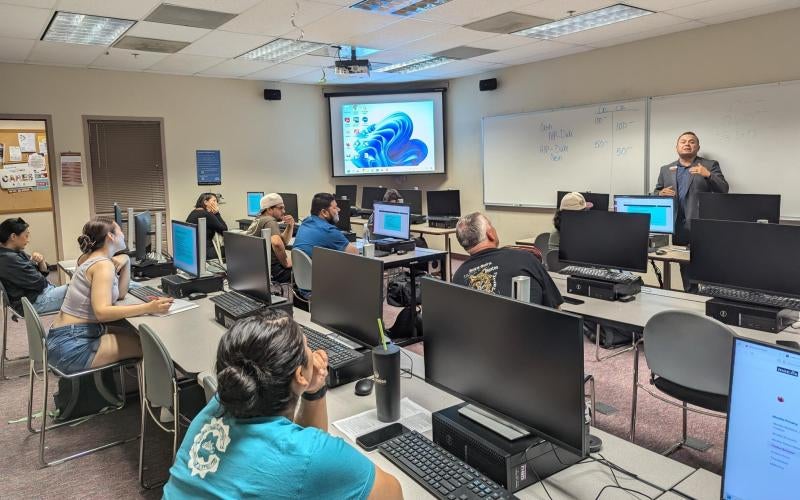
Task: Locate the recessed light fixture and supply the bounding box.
[351,0,453,17]
[513,3,653,40]
[42,11,135,46]
[239,38,329,63]
[373,55,454,74]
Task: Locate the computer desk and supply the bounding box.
[658,468,721,500]
[515,238,691,290]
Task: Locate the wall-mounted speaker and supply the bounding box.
[264,89,281,101]
[479,78,497,91]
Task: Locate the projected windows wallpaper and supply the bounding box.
[342,100,436,175]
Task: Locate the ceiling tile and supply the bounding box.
[547,12,689,46]
[468,34,538,51]
[287,54,336,67]
[391,26,495,54]
[310,0,355,5]
[220,0,342,37]
[344,18,453,50]
[163,0,263,14]
[667,0,800,21]
[54,0,161,20]
[196,58,275,76]
[369,49,429,64]
[180,30,271,58]
[88,47,169,70]
[0,0,57,8]
[471,39,574,63]
[588,20,705,48]
[626,0,709,12]
[301,8,400,43]
[244,62,319,80]
[146,53,226,74]
[700,0,800,24]
[0,37,35,62]
[414,0,540,26]
[516,0,621,20]
[26,40,107,66]
[0,3,52,39]
[125,21,211,42]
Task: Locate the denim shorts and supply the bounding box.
[47,323,106,374]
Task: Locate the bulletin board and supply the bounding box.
[0,129,53,214]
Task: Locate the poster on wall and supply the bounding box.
[0,165,36,190]
[18,133,36,153]
[38,138,47,155]
[60,152,83,186]
[9,146,22,162]
[196,149,221,185]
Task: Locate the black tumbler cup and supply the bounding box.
[373,344,400,422]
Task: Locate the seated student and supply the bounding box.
[549,192,592,249]
[0,217,68,314]
[293,193,359,258]
[364,188,402,242]
[453,212,563,308]
[186,193,227,260]
[163,311,402,499]
[47,217,172,374]
[245,193,295,284]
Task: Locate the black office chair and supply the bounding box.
[545,249,565,272]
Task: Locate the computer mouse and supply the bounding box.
[354,378,374,396]
[655,249,667,256]
[395,250,407,255]
[188,292,207,300]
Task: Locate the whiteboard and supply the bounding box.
[482,99,647,208]
[649,81,800,219]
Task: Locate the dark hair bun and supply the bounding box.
[77,234,94,254]
[217,365,262,416]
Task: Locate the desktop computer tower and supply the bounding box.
[213,297,292,328]
[432,404,583,493]
[162,274,224,298]
[706,298,794,333]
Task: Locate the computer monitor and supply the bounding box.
[422,278,586,456]
[699,193,781,223]
[559,210,650,272]
[133,211,151,262]
[247,191,264,217]
[372,202,411,240]
[335,197,352,232]
[556,191,610,211]
[689,219,800,299]
[171,220,200,278]
[427,190,460,217]
[722,337,800,499]
[362,186,387,211]
[278,192,299,221]
[398,189,423,215]
[310,247,384,348]
[335,184,358,205]
[614,195,674,234]
[113,203,123,227]
[223,231,272,304]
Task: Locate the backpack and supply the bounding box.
[387,270,425,307]
[387,306,423,339]
[53,370,124,421]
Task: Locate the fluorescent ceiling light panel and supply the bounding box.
[374,55,453,73]
[513,3,653,40]
[42,11,134,46]
[351,0,453,17]
[239,38,328,63]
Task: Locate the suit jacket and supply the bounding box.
[653,156,729,244]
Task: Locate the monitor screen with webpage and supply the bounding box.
[171,220,200,278]
[614,195,674,234]
[373,202,410,240]
[247,192,264,217]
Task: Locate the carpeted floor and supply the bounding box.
[0,262,724,498]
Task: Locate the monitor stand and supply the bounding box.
[457,404,530,441]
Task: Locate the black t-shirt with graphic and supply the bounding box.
[452,247,563,308]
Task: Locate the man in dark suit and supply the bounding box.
[654,131,729,289]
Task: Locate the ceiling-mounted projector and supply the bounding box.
[334,47,371,76]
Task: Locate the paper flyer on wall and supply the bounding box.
[38,138,47,155]
[1,165,36,190]
[9,146,22,162]
[18,133,36,153]
[332,398,432,442]
[60,152,82,186]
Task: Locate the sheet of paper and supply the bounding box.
[151,298,199,317]
[18,133,36,152]
[38,138,47,154]
[9,146,21,162]
[333,397,432,442]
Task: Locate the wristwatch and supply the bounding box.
[302,385,327,401]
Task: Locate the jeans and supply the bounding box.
[32,283,68,314]
[47,322,106,373]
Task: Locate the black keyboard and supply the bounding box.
[209,290,264,316]
[560,265,640,284]
[299,325,364,368]
[700,284,800,311]
[134,258,158,267]
[128,285,166,302]
[380,432,517,500]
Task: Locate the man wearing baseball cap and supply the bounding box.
[549,192,592,249]
[246,193,295,283]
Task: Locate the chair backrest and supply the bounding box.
[545,249,564,272]
[138,324,177,409]
[643,309,736,396]
[533,232,550,251]
[291,248,313,290]
[20,297,45,365]
[198,371,218,403]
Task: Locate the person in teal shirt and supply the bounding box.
[163,311,402,499]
